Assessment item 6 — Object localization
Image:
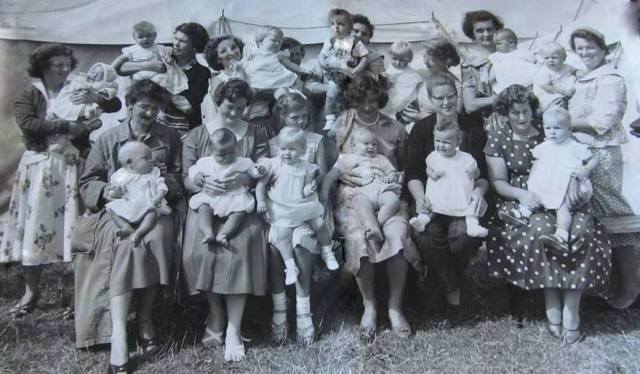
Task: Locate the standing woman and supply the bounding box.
[568,28,640,308]
[1,44,120,317]
[460,10,503,117]
[116,22,210,138]
[182,79,269,362]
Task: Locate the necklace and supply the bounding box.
[355,111,379,126]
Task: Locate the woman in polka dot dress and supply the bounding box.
[484,85,612,344]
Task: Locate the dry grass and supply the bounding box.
[1,252,640,374]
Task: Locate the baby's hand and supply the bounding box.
[466,166,480,179]
[573,166,590,182]
[302,181,317,197]
[427,166,444,180]
[383,172,399,184]
[163,49,175,64]
[104,185,126,201]
[252,165,266,178]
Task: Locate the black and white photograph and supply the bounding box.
[0,1,639,372]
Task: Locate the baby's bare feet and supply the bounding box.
[131,231,144,247]
[201,231,216,244]
[215,234,229,247]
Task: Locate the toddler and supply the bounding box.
[500,108,597,253]
[322,128,401,243]
[241,26,306,90]
[533,42,577,112]
[384,41,423,120]
[188,128,265,246]
[256,127,338,285]
[114,21,190,111]
[409,124,488,237]
[319,8,370,132]
[489,28,538,94]
[106,141,172,246]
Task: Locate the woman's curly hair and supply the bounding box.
[124,79,171,108]
[493,84,540,117]
[27,44,77,79]
[213,78,253,107]
[343,75,389,109]
[204,35,244,71]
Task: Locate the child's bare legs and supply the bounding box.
[554,202,572,243]
[275,226,300,285]
[110,292,133,366]
[110,211,135,239]
[306,216,339,270]
[465,215,488,237]
[131,210,158,247]
[377,191,400,227]
[409,212,433,232]
[197,205,216,244]
[217,211,246,246]
[323,81,339,132]
[351,194,383,243]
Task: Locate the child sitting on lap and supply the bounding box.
[322,128,401,243]
[489,28,538,94]
[106,141,172,246]
[188,128,265,246]
[499,108,596,253]
[256,127,339,286]
[533,42,577,112]
[410,123,488,237]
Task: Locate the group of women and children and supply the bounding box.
[1,7,639,373]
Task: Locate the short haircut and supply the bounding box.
[493,84,540,117]
[543,107,572,127]
[132,21,156,35]
[277,126,306,149]
[390,41,414,62]
[538,42,567,60]
[204,35,244,71]
[425,72,457,96]
[461,10,504,40]
[124,79,170,108]
[495,28,517,42]
[423,38,460,67]
[118,141,151,165]
[329,8,353,26]
[174,22,209,53]
[213,78,253,106]
[281,37,305,56]
[352,14,374,39]
[433,121,461,140]
[255,25,284,45]
[210,127,238,149]
[570,28,608,52]
[27,43,78,79]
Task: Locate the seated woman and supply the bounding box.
[484,85,612,344]
[74,80,182,372]
[331,76,422,339]
[406,73,489,307]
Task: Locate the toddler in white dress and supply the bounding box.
[532,42,577,112]
[189,128,264,246]
[256,127,338,285]
[384,41,423,120]
[500,108,597,253]
[409,124,488,237]
[322,128,402,243]
[489,28,538,95]
[47,63,117,152]
[106,141,172,246]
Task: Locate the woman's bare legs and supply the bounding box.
[544,288,562,325]
[562,289,582,331]
[386,253,410,336]
[355,260,377,333]
[110,292,133,366]
[136,285,158,340]
[19,265,42,307]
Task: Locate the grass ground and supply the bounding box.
[1,250,639,374]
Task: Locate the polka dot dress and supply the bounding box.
[484,127,612,291]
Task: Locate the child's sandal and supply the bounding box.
[498,208,529,227]
[541,233,570,255]
[296,313,315,346]
[201,327,224,347]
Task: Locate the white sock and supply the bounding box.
[519,205,533,217]
[321,245,333,256]
[296,296,311,315]
[272,292,287,324]
[284,258,297,270]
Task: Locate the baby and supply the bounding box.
[489,28,538,94]
[106,141,172,246]
[256,127,339,285]
[409,124,488,237]
[319,8,370,132]
[322,128,402,243]
[241,26,306,90]
[47,63,116,152]
[113,21,190,111]
[384,41,423,120]
[533,42,577,112]
[188,128,265,246]
[500,108,597,253]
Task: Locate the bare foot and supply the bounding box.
[388,308,411,338]
[215,234,229,247]
[358,303,377,338]
[131,231,144,247]
[364,227,383,243]
[201,232,216,244]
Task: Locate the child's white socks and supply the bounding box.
[272,292,287,325]
[466,216,488,238]
[284,258,299,286]
[321,245,339,271]
[409,213,431,232]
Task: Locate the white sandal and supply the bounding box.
[201,326,224,347]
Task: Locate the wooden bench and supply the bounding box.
[599,216,640,234]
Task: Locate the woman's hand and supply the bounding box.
[339,169,364,187]
[202,177,227,197]
[469,188,488,217]
[415,196,432,215]
[103,185,126,201]
[566,177,588,209]
[518,190,542,210]
[484,112,508,133]
[192,172,206,188]
[70,89,101,105]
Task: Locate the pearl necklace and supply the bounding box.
[355,111,380,126]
